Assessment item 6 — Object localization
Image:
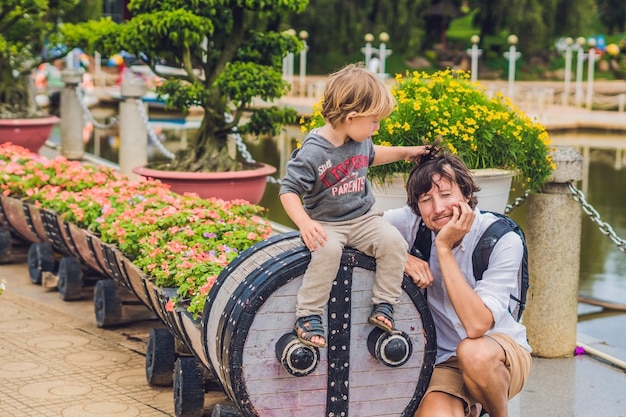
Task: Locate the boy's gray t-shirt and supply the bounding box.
[279,131,376,222]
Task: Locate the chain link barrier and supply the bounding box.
[134,100,177,160]
[75,85,177,160]
[75,86,118,130]
[75,86,280,175]
[504,184,626,253]
[504,189,530,214]
[224,113,282,185]
[568,181,626,253]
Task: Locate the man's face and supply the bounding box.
[416,171,467,233]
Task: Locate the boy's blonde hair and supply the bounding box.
[321,63,395,129]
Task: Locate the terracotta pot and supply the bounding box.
[132,163,277,204]
[0,115,60,153]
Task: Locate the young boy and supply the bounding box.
[279,63,429,348]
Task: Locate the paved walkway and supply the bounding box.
[0,243,231,417]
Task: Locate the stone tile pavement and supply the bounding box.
[0,242,230,417]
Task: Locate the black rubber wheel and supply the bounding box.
[27,242,55,285]
[58,257,83,301]
[93,279,122,328]
[173,356,205,417]
[211,404,244,417]
[0,228,11,263]
[146,328,176,387]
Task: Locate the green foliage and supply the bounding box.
[0,0,80,118]
[63,0,309,172]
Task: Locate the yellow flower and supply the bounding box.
[300,69,554,192]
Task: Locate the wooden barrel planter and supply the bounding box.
[1,193,438,416]
[0,195,48,244]
[201,232,437,417]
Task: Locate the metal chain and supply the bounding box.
[135,100,176,160]
[504,189,530,214]
[74,86,118,130]
[568,182,626,253]
[223,113,256,163]
[224,112,281,184]
[231,125,255,163]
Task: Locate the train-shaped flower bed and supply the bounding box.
[0,143,436,417]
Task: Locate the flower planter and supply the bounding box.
[0,191,438,416]
[132,163,277,204]
[471,168,514,214]
[372,169,513,214]
[0,116,60,153]
[371,175,409,212]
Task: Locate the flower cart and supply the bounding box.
[0,145,437,417]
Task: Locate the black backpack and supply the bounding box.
[410,211,529,322]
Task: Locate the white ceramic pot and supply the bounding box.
[372,169,513,214]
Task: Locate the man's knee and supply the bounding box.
[457,337,500,369]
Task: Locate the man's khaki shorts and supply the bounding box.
[423,334,532,416]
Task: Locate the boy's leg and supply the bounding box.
[351,211,408,306]
[296,227,344,318]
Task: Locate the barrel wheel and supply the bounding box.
[146,328,176,387]
[27,242,55,285]
[211,404,244,417]
[174,356,205,417]
[93,279,122,328]
[58,257,83,301]
[0,228,12,263]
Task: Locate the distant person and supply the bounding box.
[368,52,380,74]
[46,59,66,116]
[384,151,532,417]
[279,63,430,348]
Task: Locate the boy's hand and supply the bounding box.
[404,145,430,162]
[298,219,328,251]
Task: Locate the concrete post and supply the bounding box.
[60,69,85,160]
[524,146,583,358]
[118,75,148,179]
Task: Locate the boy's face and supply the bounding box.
[417,171,468,233]
[344,114,381,142]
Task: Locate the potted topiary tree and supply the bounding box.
[0,0,78,153]
[62,0,308,203]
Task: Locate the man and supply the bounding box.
[384,153,532,417]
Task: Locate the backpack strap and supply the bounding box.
[473,217,515,280]
[410,219,432,261]
[472,212,529,321]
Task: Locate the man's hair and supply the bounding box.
[406,153,480,216]
[321,63,395,128]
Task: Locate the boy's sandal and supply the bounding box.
[368,303,395,333]
[294,315,327,348]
